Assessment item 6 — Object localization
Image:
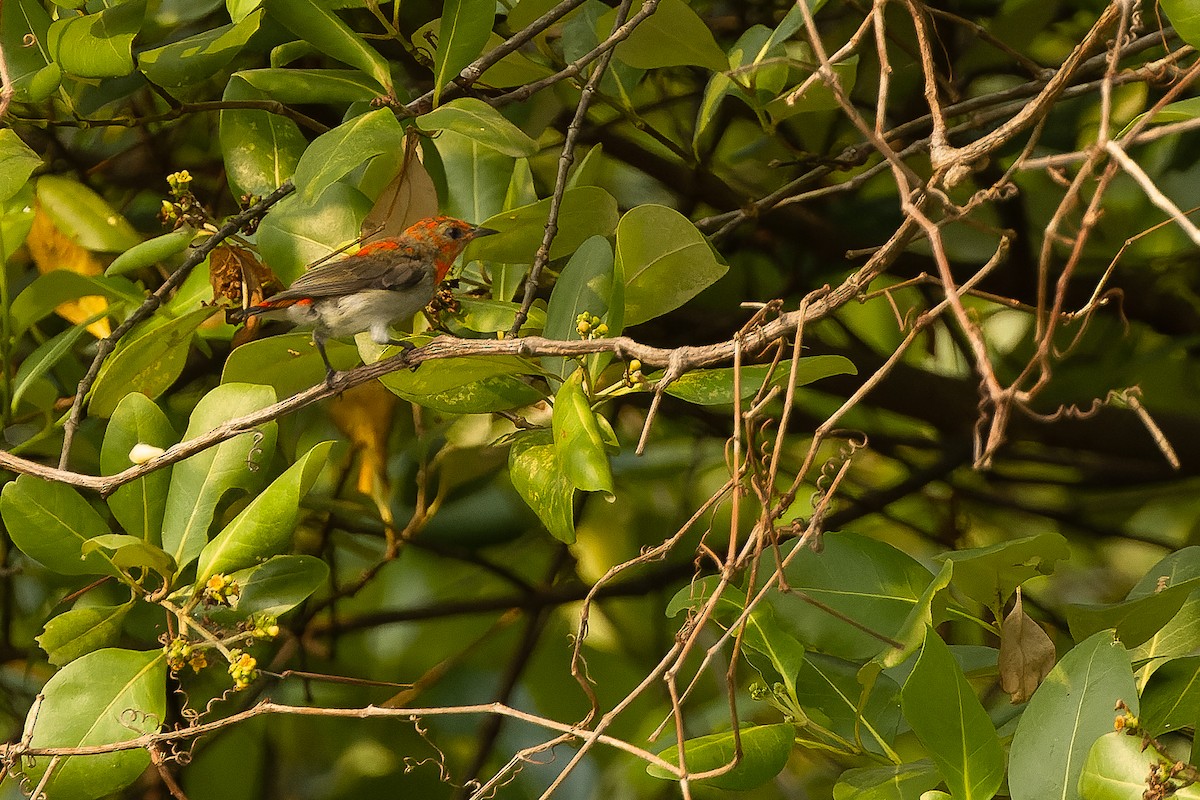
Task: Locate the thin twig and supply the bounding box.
[509,0,636,336]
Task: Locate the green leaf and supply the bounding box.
[1129,548,1200,660]
[256,184,372,285]
[937,533,1070,608]
[88,306,220,418]
[600,0,726,71]
[228,0,260,22]
[833,761,943,800]
[10,323,88,411]
[742,603,807,699]
[472,186,619,263]
[901,627,1004,800]
[197,441,332,581]
[431,128,514,223]
[661,355,857,405]
[441,298,546,337]
[1008,631,1138,800]
[1078,732,1200,800]
[873,559,955,669]
[80,534,175,578]
[1121,96,1200,138]
[1139,656,1200,736]
[223,332,359,395]
[508,0,574,31]
[798,654,902,757]
[221,74,308,200]
[379,350,541,395]
[617,204,727,326]
[1127,546,1200,598]
[293,108,404,205]
[37,603,134,667]
[0,475,119,576]
[0,130,42,203]
[227,554,329,617]
[509,430,576,543]
[105,228,198,277]
[1,0,56,101]
[647,724,794,790]
[766,55,859,121]
[418,98,537,157]
[0,182,36,270]
[383,368,545,413]
[263,0,391,94]
[667,580,806,699]
[232,68,383,104]
[552,369,614,494]
[771,533,935,660]
[432,0,495,104]
[23,649,166,800]
[36,175,142,252]
[693,28,764,153]
[138,9,263,87]
[1066,576,1200,648]
[46,0,145,78]
[414,17,551,91]
[543,235,621,379]
[10,270,138,337]
[1161,0,1200,49]
[161,384,278,571]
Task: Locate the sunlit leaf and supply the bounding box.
[1009,631,1138,800]
[431,0,495,104]
[617,204,726,326]
[418,98,537,157]
[23,649,166,800]
[197,441,332,580]
[0,475,120,576]
[647,724,794,790]
[263,0,391,93]
[552,369,613,494]
[510,430,576,543]
[901,627,1004,800]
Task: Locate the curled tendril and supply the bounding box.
[401,717,461,787]
[22,33,36,47]
[812,432,865,500]
[120,708,161,735]
[246,430,265,472]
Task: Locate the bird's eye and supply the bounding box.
[446,226,464,239]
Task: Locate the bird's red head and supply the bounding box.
[404,216,500,283]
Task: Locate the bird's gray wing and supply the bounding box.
[268,251,425,301]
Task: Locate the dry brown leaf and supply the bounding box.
[212,244,280,346]
[328,381,398,505]
[998,589,1056,704]
[27,205,111,338]
[360,127,440,242]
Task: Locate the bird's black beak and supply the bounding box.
[471,226,500,239]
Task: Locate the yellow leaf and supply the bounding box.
[328,381,397,504]
[27,205,112,338]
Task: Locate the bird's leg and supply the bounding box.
[313,332,336,387]
[371,326,420,371]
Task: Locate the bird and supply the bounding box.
[230,216,498,384]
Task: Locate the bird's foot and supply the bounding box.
[384,338,421,372]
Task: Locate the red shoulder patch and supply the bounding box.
[357,239,404,256]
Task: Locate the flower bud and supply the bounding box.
[129,443,165,464]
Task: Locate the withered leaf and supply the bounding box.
[999,589,1056,704]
